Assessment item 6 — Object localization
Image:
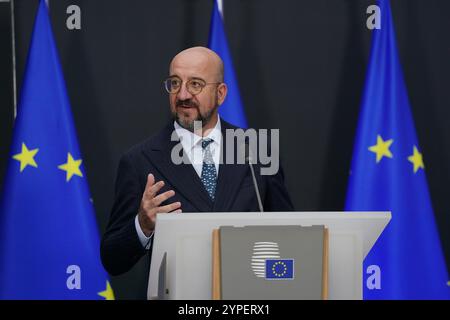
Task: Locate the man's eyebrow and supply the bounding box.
[169,74,205,81]
[189,77,206,82]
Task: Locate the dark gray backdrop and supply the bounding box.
[0,0,449,299]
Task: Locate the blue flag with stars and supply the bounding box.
[265,259,294,280]
[208,0,248,128]
[0,0,113,299]
[345,0,449,299]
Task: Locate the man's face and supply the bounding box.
[169,51,225,131]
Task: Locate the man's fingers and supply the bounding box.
[145,180,165,199]
[156,202,181,214]
[152,190,176,207]
[143,174,155,194]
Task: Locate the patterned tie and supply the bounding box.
[201,138,217,201]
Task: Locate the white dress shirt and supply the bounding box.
[135,117,222,249]
[173,116,222,176]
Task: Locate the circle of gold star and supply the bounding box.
[272,261,287,277]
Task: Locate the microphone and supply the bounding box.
[243,143,264,213]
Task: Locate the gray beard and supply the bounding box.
[174,106,217,132]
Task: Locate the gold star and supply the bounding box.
[12,142,39,172]
[408,146,425,173]
[98,281,115,300]
[58,153,83,182]
[368,135,394,163]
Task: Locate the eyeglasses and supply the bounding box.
[163,76,221,95]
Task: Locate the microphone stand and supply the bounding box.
[247,155,264,213]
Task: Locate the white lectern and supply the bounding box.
[147,212,391,300]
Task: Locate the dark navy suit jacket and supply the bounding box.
[100,119,293,276]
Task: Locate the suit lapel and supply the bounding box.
[142,123,213,212]
[142,120,249,212]
[213,121,249,211]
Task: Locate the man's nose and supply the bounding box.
[177,83,193,100]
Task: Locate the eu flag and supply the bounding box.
[208,0,248,128]
[345,0,449,299]
[265,259,294,280]
[0,0,113,299]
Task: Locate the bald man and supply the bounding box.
[100,47,293,288]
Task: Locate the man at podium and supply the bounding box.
[100,47,293,278]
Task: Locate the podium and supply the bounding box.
[147,212,391,300]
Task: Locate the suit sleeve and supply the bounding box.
[100,153,147,276]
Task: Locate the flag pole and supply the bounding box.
[9,0,17,119]
[8,0,49,120]
[217,0,223,19]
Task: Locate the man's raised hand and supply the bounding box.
[138,173,181,236]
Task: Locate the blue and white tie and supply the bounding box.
[201,138,217,201]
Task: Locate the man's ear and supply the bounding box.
[217,83,228,106]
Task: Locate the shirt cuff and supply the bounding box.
[135,215,154,250]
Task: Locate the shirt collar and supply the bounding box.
[173,116,222,151]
